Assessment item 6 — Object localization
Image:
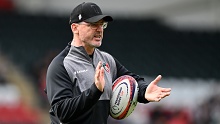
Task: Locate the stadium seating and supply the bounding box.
[0,12,220,79]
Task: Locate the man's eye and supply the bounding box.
[91,23,97,27]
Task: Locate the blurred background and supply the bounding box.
[0,0,220,123]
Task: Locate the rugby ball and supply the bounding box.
[110,75,139,119]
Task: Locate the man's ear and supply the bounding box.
[71,23,78,33]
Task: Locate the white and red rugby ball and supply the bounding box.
[110,75,139,119]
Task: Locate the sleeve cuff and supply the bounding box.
[89,83,103,99]
[137,81,150,103]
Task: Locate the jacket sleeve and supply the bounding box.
[46,57,102,123]
[113,57,149,103]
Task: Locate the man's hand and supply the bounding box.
[145,75,171,102]
[94,61,105,92]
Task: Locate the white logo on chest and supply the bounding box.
[74,69,88,74]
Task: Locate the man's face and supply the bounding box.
[77,20,107,48]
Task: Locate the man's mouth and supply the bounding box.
[94,34,101,39]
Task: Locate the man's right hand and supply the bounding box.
[94,61,105,92]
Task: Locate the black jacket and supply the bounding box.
[46,43,149,124]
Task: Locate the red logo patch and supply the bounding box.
[103,63,110,73]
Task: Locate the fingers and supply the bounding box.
[161,92,171,98]
[161,88,171,97]
[100,64,104,78]
[96,61,102,73]
[95,61,105,92]
[151,75,162,85]
[95,61,102,78]
[161,88,172,92]
[158,90,171,100]
[152,88,171,102]
[155,96,162,102]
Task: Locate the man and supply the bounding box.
[46,2,171,124]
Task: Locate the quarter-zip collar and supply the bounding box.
[69,45,103,66]
[69,45,92,62]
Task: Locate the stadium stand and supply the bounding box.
[1,11,220,124]
[1,12,219,79]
